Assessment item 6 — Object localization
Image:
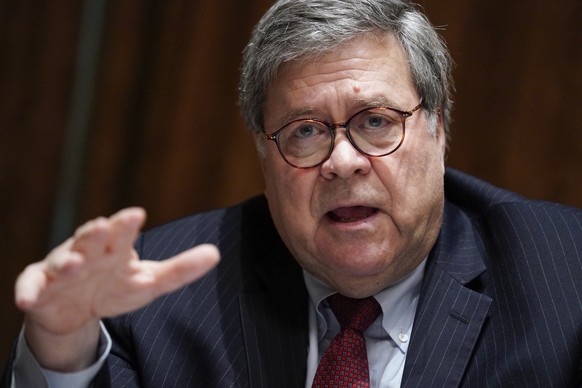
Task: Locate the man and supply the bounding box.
[4,0,582,387]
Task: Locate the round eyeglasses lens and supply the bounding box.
[276,120,333,167]
[347,107,404,156]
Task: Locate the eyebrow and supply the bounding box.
[280,107,317,126]
[276,96,405,128]
[353,96,403,109]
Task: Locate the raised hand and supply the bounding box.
[14,208,220,372]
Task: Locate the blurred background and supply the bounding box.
[1,0,580,368]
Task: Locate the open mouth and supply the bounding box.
[327,206,379,223]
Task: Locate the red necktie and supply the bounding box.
[312,293,381,387]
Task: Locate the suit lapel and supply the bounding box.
[403,203,492,387]
[236,196,493,387]
[239,240,308,388]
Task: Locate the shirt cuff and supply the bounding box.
[12,321,112,388]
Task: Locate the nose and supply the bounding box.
[320,132,372,179]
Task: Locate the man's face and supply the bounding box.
[256,33,446,297]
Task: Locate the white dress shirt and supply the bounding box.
[12,260,425,388]
[11,322,110,388]
[303,259,426,388]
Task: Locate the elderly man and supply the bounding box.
[4,0,582,387]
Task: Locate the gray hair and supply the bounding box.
[239,0,454,145]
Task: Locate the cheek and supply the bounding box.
[374,136,445,218]
[263,157,295,204]
[403,147,444,224]
[402,149,444,204]
[262,159,319,242]
[400,128,444,177]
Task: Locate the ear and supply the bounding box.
[435,111,446,163]
[253,131,266,158]
[252,131,271,198]
[253,131,269,179]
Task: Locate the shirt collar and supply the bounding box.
[303,258,426,353]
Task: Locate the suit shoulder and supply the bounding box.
[445,168,524,214]
[136,195,272,259]
[444,168,581,219]
[445,168,582,258]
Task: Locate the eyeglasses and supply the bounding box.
[263,102,422,168]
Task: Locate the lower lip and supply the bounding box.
[325,208,380,226]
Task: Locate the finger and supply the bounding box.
[71,217,110,258]
[70,208,144,262]
[14,262,47,310]
[47,239,84,274]
[140,244,220,297]
[108,207,146,252]
[17,249,86,311]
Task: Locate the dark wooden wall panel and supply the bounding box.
[1,0,580,367]
[422,0,582,206]
[77,0,268,227]
[0,0,82,367]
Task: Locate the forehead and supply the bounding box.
[265,33,417,121]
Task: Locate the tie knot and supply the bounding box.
[328,294,381,332]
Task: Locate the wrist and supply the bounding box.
[24,317,101,372]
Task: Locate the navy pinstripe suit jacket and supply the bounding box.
[5,169,581,387]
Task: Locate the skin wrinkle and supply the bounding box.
[267,44,414,130]
[275,94,405,131]
[257,33,445,298]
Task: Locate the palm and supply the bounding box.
[16,208,220,337]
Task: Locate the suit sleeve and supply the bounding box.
[8,322,111,388]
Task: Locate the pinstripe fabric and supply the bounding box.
[97,196,308,387]
[404,169,582,387]
[10,168,575,387]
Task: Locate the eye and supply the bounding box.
[295,123,317,138]
[279,120,330,160]
[365,115,388,129]
[287,121,328,140]
[352,108,401,134]
[279,120,329,148]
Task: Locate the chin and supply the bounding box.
[328,253,395,278]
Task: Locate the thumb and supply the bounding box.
[144,244,221,296]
